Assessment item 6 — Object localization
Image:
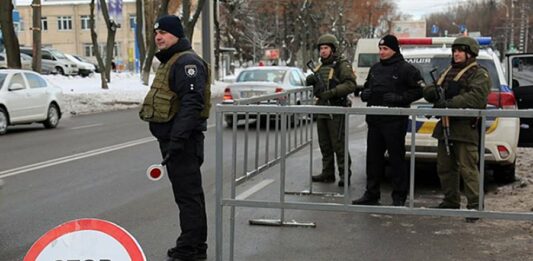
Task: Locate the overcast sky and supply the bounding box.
[395,0,470,20]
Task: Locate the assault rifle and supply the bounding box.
[307,60,333,120]
[430,69,451,155]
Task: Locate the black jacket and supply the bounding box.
[149,38,208,142]
[363,53,423,124]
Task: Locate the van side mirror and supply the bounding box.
[512,79,520,89]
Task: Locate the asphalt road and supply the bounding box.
[0,106,530,261]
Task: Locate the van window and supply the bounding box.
[358,53,379,68]
[405,57,501,91]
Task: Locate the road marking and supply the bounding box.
[0,137,156,179]
[70,123,104,130]
[236,179,274,200]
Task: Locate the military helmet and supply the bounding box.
[317,33,339,52]
[452,36,479,57]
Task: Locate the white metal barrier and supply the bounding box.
[214,93,533,260]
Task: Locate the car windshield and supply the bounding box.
[0,73,6,89]
[405,57,501,91]
[358,53,380,68]
[236,69,286,83]
[50,50,67,59]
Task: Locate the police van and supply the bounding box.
[400,37,522,182]
[353,38,380,89]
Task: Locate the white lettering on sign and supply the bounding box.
[406,58,432,64]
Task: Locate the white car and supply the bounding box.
[0,52,32,70]
[0,69,63,134]
[400,37,519,181]
[221,66,308,127]
[65,53,95,77]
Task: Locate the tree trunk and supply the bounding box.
[90,0,108,89]
[141,0,168,85]
[0,0,21,68]
[214,0,220,80]
[135,0,146,72]
[31,0,42,73]
[98,0,117,82]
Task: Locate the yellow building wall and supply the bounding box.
[16,1,203,71]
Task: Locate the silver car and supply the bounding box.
[0,69,63,134]
[221,66,308,127]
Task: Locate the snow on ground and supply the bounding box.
[44,72,228,116]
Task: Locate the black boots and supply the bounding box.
[311,173,335,183]
[351,193,380,205]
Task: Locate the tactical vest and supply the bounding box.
[437,62,478,88]
[139,50,211,123]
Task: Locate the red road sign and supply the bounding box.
[24,218,146,261]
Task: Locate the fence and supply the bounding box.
[214,89,533,260]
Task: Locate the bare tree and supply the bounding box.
[31,0,42,73]
[140,0,207,85]
[0,0,21,68]
[90,0,108,89]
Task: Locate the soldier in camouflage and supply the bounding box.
[423,36,491,221]
[306,33,357,187]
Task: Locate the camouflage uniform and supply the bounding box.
[306,34,357,186]
[423,36,491,209]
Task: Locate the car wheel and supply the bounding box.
[0,107,8,135]
[56,67,65,75]
[492,162,516,183]
[43,104,60,129]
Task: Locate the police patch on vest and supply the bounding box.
[185,64,197,78]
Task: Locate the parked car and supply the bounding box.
[65,53,95,77]
[399,37,520,182]
[506,53,533,147]
[221,66,308,127]
[0,69,63,134]
[0,52,32,70]
[72,54,100,73]
[20,48,78,76]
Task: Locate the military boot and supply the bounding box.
[311,173,335,183]
[352,193,380,205]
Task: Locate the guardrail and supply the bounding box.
[214,91,533,261]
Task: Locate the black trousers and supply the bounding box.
[158,132,207,258]
[365,118,409,201]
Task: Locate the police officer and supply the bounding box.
[306,33,357,187]
[423,36,490,220]
[139,15,210,260]
[352,35,424,206]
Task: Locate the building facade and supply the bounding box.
[15,0,203,71]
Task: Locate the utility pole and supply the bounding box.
[31,0,42,73]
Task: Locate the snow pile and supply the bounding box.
[43,73,228,116]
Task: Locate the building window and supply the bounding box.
[57,16,72,31]
[80,15,90,30]
[84,43,94,57]
[84,43,120,58]
[129,15,136,30]
[41,17,48,31]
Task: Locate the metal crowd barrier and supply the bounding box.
[214,92,533,261]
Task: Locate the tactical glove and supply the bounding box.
[318,89,336,100]
[433,99,448,108]
[445,84,461,100]
[383,92,404,105]
[360,88,372,102]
